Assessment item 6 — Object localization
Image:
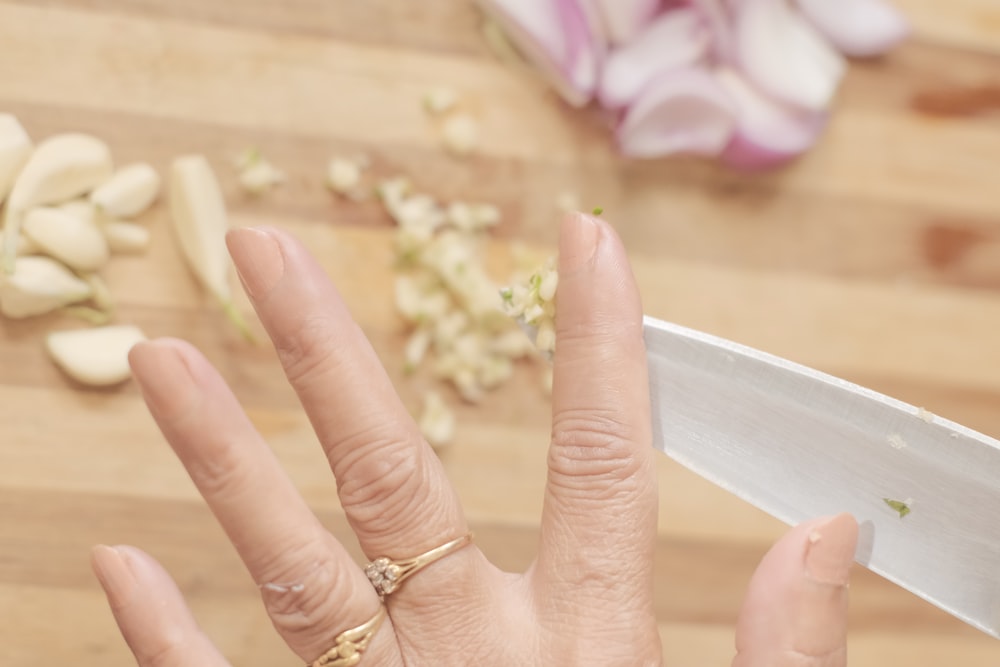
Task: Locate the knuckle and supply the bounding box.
[259,546,357,637]
[548,408,647,496]
[183,435,253,500]
[779,646,848,667]
[335,426,432,533]
[273,313,344,388]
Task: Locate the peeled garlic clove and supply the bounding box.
[0,114,32,206]
[0,256,93,318]
[90,162,161,218]
[59,198,99,225]
[45,325,146,387]
[103,221,151,254]
[23,207,110,272]
[169,154,253,340]
[2,133,113,272]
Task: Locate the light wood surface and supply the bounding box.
[2,1,999,664]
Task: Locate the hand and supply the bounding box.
[91,214,859,666]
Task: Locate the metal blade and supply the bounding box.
[643,315,1000,638]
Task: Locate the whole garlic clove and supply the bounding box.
[103,221,151,254]
[2,133,114,272]
[169,154,254,340]
[0,256,93,318]
[0,114,32,206]
[23,206,110,272]
[58,198,99,226]
[90,162,161,218]
[45,325,146,387]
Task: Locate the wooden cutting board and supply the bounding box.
[1,1,999,664]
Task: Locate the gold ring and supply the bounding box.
[364,533,474,599]
[306,605,386,667]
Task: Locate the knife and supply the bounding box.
[642,315,1000,639]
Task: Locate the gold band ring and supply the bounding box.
[364,533,474,599]
[306,605,386,667]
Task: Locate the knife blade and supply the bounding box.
[643,315,1000,639]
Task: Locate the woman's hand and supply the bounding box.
[91,214,858,666]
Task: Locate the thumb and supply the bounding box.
[732,513,859,667]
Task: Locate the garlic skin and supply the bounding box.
[23,206,110,272]
[90,162,161,218]
[169,154,253,340]
[103,221,151,254]
[45,325,146,387]
[2,133,114,272]
[0,114,32,206]
[0,256,93,318]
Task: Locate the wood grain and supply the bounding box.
[1,1,999,664]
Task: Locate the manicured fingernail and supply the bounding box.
[129,340,198,420]
[91,545,136,608]
[804,512,859,585]
[226,227,285,299]
[559,212,602,273]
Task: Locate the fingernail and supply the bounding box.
[559,212,602,273]
[804,512,859,585]
[226,227,285,299]
[91,545,136,608]
[129,340,198,420]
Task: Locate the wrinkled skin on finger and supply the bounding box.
[93,215,857,667]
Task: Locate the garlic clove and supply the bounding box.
[103,221,151,254]
[90,162,161,218]
[0,114,32,206]
[169,154,254,340]
[0,256,93,318]
[23,206,110,272]
[2,133,114,272]
[45,325,146,387]
[58,198,99,226]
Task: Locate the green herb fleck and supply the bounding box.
[499,287,513,303]
[883,498,911,519]
[529,273,542,292]
[592,206,604,216]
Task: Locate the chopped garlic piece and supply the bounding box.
[419,391,455,449]
[404,328,432,373]
[238,158,286,195]
[556,192,581,214]
[326,158,362,195]
[423,87,459,115]
[887,433,906,450]
[917,407,934,423]
[441,114,480,156]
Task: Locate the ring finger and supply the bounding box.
[129,339,401,666]
[225,228,496,631]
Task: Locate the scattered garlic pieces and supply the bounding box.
[326,157,363,195]
[441,113,480,156]
[500,255,558,355]
[419,391,456,449]
[917,407,934,423]
[423,87,460,115]
[0,256,93,319]
[45,325,146,387]
[23,207,110,272]
[0,114,32,205]
[2,133,114,272]
[103,221,151,254]
[90,162,161,218]
[170,154,254,339]
[235,148,286,195]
